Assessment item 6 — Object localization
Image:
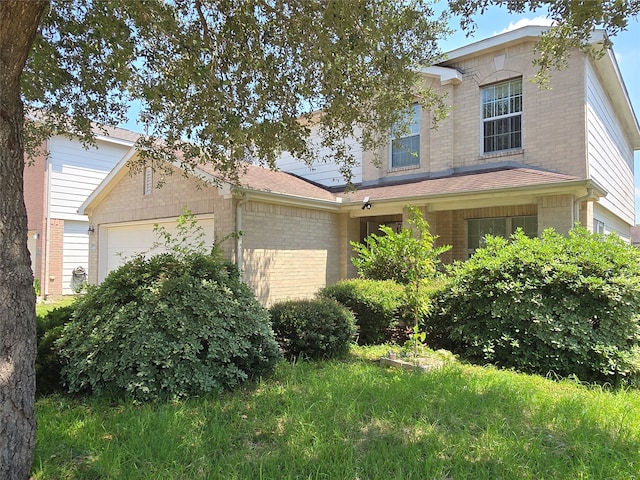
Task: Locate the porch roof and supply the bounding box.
[339,167,605,213]
[343,168,577,201]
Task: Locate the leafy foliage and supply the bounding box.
[22,0,451,184]
[350,206,450,285]
[58,253,280,402]
[269,298,356,360]
[320,279,408,345]
[36,304,75,396]
[430,227,640,384]
[351,206,450,345]
[152,208,208,258]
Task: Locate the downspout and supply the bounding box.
[573,187,596,226]
[44,153,52,298]
[236,193,247,280]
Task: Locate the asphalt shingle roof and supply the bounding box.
[343,168,580,203]
[196,163,581,205]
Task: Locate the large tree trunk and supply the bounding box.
[0,2,47,479]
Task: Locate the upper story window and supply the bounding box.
[143,167,153,195]
[391,104,420,168]
[482,78,522,154]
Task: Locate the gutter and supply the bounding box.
[44,151,52,298]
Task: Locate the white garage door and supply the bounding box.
[100,216,215,282]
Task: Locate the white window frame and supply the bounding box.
[390,104,420,168]
[481,78,522,154]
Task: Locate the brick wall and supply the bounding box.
[241,201,342,306]
[45,219,64,296]
[87,163,347,306]
[23,141,48,288]
[361,41,589,182]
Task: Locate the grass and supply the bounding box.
[36,296,77,318]
[33,345,640,479]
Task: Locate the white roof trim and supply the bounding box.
[444,25,549,61]
[94,134,136,147]
[592,48,640,148]
[420,66,462,85]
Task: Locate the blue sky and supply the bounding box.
[120,6,640,222]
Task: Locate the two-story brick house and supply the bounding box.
[80,26,640,306]
[25,126,138,296]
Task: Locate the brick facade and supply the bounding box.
[86,165,347,306]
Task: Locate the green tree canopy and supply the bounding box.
[24,0,451,183]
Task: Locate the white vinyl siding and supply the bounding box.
[62,220,89,295]
[275,125,363,186]
[482,78,522,154]
[592,203,631,241]
[586,61,635,226]
[391,104,421,168]
[48,136,130,221]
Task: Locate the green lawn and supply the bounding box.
[36,296,77,318]
[33,345,640,479]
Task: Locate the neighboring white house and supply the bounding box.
[25,127,139,296]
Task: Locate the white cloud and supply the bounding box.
[494,16,554,36]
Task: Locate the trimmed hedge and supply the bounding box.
[58,253,281,402]
[429,227,640,385]
[320,279,406,345]
[269,298,356,360]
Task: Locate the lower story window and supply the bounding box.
[467,215,537,257]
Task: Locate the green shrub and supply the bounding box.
[320,279,407,345]
[269,298,356,360]
[350,206,450,285]
[36,304,75,395]
[58,253,281,402]
[430,227,640,385]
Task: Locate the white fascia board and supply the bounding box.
[233,187,342,211]
[420,66,462,85]
[94,134,136,147]
[344,179,607,216]
[443,26,548,62]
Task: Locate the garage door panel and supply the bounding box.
[101,218,214,282]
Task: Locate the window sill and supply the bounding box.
[386,164,421,174]
[479,149,524,161]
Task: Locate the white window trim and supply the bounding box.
[389,104,421,169]
[480,78,523,155]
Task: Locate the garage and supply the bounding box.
[98,215,215,282]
